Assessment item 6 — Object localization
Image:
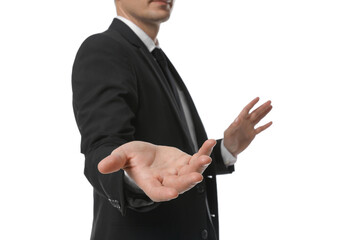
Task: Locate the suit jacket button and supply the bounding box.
[201,229,208,239]
[197,184,205,194]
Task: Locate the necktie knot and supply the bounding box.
[150,47,183,111]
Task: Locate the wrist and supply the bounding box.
[221,140,237,166]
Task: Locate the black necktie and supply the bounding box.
[151,48,194,145]
[151,48,183,110]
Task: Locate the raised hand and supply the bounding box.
[98,139,216,202]
[224,97,273,156]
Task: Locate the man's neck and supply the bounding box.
[117,13,160,42]
[116,16,158,52]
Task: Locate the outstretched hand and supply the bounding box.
[98,139,216,202]
[224,97,273,156]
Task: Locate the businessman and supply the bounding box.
[72,0,272,239]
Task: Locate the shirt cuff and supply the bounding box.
[220,140,237,167]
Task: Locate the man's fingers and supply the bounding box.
[250,99,270,112]
[98,150,127,174]
[178,155,212,175]
[241,97,260,116]
[251,103,272,125]
[189,139,215,165]
[249,100,271,120]
[255,121,273,134]
[197,139,216,156]
[162,172,203,194]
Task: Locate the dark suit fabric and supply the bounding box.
[72,18,234,240]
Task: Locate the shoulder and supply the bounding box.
[72,29,137,82]
[75,29,133,60]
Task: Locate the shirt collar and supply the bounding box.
[116,16,158,52]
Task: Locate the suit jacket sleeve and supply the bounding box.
[212,139,235,175]
[72,33,140,215]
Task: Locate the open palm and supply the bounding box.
[98,139,216,202]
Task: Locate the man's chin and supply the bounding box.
[147,11,171,23]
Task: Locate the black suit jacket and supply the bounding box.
[72,18,234,240]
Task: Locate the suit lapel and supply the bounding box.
[108,18,195,152]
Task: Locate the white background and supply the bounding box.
[0,0,359,239]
